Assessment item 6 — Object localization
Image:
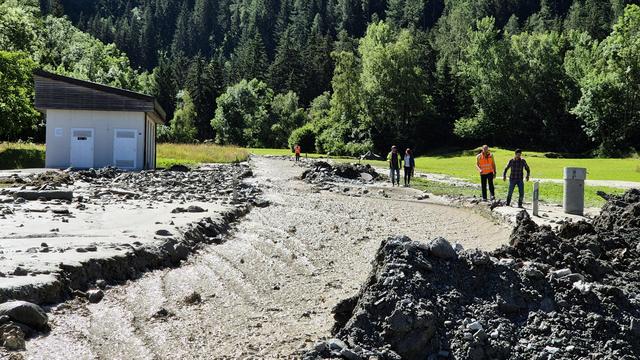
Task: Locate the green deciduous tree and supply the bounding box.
[169,90,198,143]
[270,91,307,147]
[0,51,40,140]
[211,78,274,147]
[359,21,434,150]
[567,5,640,155]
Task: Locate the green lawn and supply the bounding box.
[156,143,249,168]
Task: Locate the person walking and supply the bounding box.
[403,148,415,187]
[387,145,402,187]
[294,144,301,162]
[503,149,531,208]
[476,145,496,201]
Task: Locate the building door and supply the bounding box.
[113,129,137,169]
[70,128,94,168]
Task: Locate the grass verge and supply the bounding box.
[411,177,624,208]
[0,142,45,170]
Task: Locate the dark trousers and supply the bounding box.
[480,173,495,200]
[390,168,400,185]
[507,179,525,206]
[404,167,412,185]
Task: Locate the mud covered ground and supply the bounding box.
[305,190,640,360]
[14,157,510,359]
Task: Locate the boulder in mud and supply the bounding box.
[0,301,48,331]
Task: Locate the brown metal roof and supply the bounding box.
[33,70,166,123]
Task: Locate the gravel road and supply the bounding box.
[22,157,510,359]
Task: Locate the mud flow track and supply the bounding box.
[24,157,510,359]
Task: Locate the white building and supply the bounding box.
[34,70,166,170]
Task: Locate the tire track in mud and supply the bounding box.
[24,157,511,359]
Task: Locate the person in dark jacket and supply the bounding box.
[403,148,415,187]
[387,145,402,187]
[503,149,531,208]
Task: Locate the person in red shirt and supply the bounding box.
[294,144,301,162]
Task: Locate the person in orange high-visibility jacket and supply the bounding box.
[294,144,301,162]
[476,145,496,201]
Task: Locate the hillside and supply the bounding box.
[2,0,640,156]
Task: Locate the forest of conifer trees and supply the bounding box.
[2,0,640,156]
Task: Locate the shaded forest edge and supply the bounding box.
[2,0,640,157]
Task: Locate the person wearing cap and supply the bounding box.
[387,145,402,187]
[503,149,531,208]
[476,145,497,201]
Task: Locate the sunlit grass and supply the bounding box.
[0,142,45,169]
[157,143,249,168]
[411,177,624,208]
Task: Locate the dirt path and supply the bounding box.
[23,157,510,359]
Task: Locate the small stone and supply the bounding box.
[13,267,28,276]
[86,289,104,303]
[467,321,483,332]
[544,346,560,354]
[96,279,107,289]
[327,338,347,351]
[552,268,572,278]
[155,229,172,236]
[340,348,362,360]
[184,292,202,305]
[3,332,25,351]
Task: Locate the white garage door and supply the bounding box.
[113,129,137,169]
[70,128,94,169]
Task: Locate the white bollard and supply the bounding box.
[532,181,539,217]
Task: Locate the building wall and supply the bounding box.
[144,115,157,169]
[45,109,146,170]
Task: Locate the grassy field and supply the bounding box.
[157,143,249,168]
[0,142,249,170]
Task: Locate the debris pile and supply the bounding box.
[300,161,381,185]
[70,164,258,204]
[24,171,73,188]
[305,189,640,360]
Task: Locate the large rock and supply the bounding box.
[427,237,456,259]
[0,301,48,330]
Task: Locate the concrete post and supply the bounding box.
[563,167,586,216]
[532,181,539,217]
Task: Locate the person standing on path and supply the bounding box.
[403,148,415,187]
[387,145,402,187]
[476,145,496,201]
[503,149,531,208]
[294,144,301,162]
